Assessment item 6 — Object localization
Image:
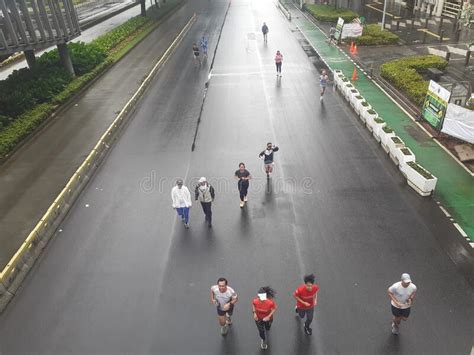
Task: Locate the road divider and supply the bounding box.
[0,13,197,313]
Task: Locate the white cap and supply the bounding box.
[401,273,411,283]
[257,293,267,301]
[199,177,207,183]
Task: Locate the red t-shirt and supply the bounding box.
[294,284,319,310]
[252,298,277,320]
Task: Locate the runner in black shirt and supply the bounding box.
[259,142,279,178]
[234,162,252,208]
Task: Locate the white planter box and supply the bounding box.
[364,110,379,132]
[334,70,344,88]
[358,103,372,123]
[380,129,396,153]
[372,119,386,142]
[348,89,360,105]
[343,84,355,101]
[339,79,350,92]
[396,147,416,169]
[401,162,438,196]
[387,136,406,163]
[351,95,365,112]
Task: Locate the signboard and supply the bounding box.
[441,103,474,143]
[334,17,344,42]
[422,80,451,129]
[341,23,363,38]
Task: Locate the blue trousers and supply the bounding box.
[176,207,190,224]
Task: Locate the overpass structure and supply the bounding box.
[0,0,81,74]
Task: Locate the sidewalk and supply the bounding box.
[284,2,474,242]
[0,3,192,269]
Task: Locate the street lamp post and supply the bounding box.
[381,0,388,30]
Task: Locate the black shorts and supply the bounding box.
[391,305,411,318]
[217,303,234,316]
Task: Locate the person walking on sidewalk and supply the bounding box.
[234,163,251,208]
[319,69,329,101]
[293,274,319,335]
[211,277,238,336]
[252,286,278,350]
[259,142,279,178]
[262,22,269,43]
[387,273,417,335]
[171,179,192,228]
[195,177,215,228]
[275,50,283,77]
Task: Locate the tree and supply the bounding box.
[140,0,146,16]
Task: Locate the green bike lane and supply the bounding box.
[287,6,474,242]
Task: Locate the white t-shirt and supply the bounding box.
[211,285,237,310]
[175,188,187,207]
[389,282,417,309]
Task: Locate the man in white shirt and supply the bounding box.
[210,277,238,336]
[387,273,417,335]
[171,179,192,228]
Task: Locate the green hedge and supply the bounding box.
[347,24,399,45]
[304,4,358,22]
[380,55,448,106]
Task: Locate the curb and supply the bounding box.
[0,13,197,314]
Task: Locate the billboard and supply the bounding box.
[422,80,451,129]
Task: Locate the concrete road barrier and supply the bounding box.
[0,14,197,313]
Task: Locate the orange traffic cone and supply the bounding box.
[349,42,354,53]
[353,44,358,55]
[352,66,358,81]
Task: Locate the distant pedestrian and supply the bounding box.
[200,36,208,58]
[275,50,283,77]
[195,177,215,227]
[171,179,192,228]
[192,42,201,67]
[328,24,336,44]
[293,274,319,335]
[387,273,417,335]
[259,142,279,178]
[211,277,238,336]
[262,22,269,42]
[234,162,251,208]
[319,69,329,101]
[252,286,277,350]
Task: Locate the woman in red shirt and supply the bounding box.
[293,274,319,335]
[252,286,278,350]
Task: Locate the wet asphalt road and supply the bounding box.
[0,0,473,354]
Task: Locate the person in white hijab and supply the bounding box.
[194,177,215,227]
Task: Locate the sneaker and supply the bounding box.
[304,325,312,335]
[391,322,399,335]
[260,339,268,350]
[244,196,248,202]
[240,201,245,208]
[184,223,189,229]
[221,325,228,335]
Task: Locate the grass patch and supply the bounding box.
[304,4,358,22]
[347,24,399,45]
[380,55,448,106]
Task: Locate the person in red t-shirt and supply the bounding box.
[252,286,278,350]
[293,274,319,335]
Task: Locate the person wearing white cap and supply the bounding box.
[194,177,215,228]
[252,286,277,350]
[387,273,417,335]
[171,179,192,229]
